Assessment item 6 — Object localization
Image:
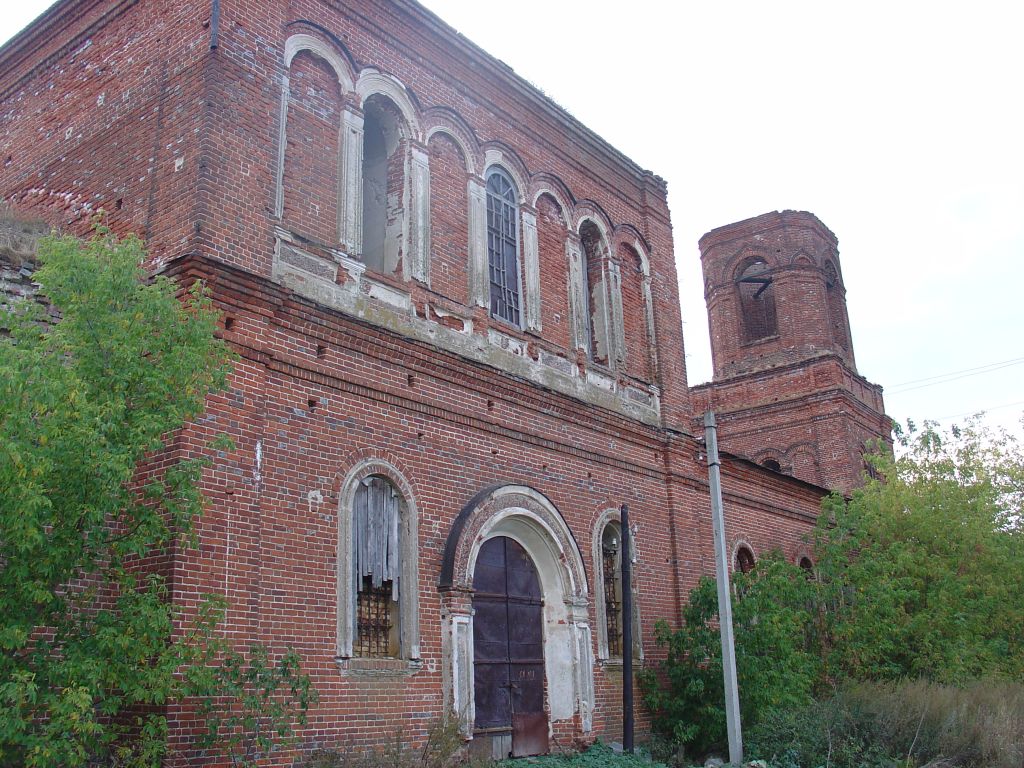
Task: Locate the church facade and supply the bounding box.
[0,0,888,762]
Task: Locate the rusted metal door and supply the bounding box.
[473,536,549,757]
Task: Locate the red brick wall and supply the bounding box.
[281,51,342,246]
[536,193,571,351]
[617,242,652,383]
[427,133,469,304]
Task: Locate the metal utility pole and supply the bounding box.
[620,503,634,754]
[704,412,743,764]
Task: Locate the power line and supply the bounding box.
[887,357,1024,394]
[931,399,1024,423]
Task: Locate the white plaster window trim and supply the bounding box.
[591,510,643,663]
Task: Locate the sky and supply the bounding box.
[2,1,1022,439]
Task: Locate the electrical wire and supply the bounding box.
[887,356,1024,394]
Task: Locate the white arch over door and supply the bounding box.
[439,485,594,739]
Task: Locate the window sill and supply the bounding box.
[335,656,422,678]
[740,334,779,348]
[598,656,644,669]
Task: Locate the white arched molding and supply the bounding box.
[439,485,593,735]
[284,34,356,90]
[591,509,642,662]
[424,125,479,176]
[355,70,422,139]
[275,34,357,225]
[529,186,571,225]
[336,459,420,669]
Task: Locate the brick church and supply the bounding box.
[0,0,889,762]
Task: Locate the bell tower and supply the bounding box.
[692,211,890,493]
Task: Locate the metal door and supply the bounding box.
[472,536,549,757]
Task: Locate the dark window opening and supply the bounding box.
[580,220,609,364]
[486,169,520,325]
[736,546,756,574]
[737,259,777,342]
[361,96,404,275]
[761,458,782,472]
[798,556,814,577]
[601,523,623,657]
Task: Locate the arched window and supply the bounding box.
[338,463,419,664]
[353,475,402,657]
[737,259,777,342]
[798,556,814,578]
[761,458,782,472]
[361,95,406,275]
[735,545,756,575]
[580,220,612,365]
[486,168,520,325]
[601,522,624,657]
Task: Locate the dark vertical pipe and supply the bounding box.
[209,0,221,49]
[621,503,634,754]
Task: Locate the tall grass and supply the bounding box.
[748,679,1024,768]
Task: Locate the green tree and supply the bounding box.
[815,420,1024,684]
[0,227,234,766]
[643,418,1024,756]
[641,554,820,757]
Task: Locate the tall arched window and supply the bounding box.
[737,259,777,342]
[338,461,420,665]
[353,475,402,657]
[486,168,520,325]
[601,522,624,657]
[361,95,406,276]
[580,220,610,364]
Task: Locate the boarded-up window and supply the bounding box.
[353,475,402,657]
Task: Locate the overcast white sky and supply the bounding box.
[3,1,1022,438]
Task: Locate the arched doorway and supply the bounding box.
[472,536,548,757]
[439,485,594,754]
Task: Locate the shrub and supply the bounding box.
[640,554,820,756]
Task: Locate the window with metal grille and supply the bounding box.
[486,169,520,326]
[601,523,623,657]
[353,476,401,657]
